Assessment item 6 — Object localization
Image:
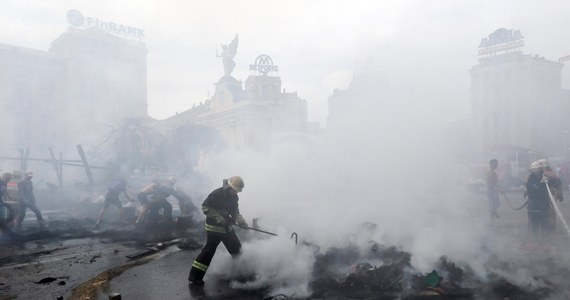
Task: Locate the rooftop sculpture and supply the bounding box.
[217,34,239,77]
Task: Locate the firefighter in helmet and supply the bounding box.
[188,176,248,285]
[526,159,562,238]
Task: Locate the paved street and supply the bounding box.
[2,188,570,299]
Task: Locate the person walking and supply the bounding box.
[95,179,134,228]
[188,176,248,285]
[15,172,45,232]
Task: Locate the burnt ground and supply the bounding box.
[0,210,203,300]
[1,188,570,299]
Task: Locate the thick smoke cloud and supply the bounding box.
[193,76,493,294]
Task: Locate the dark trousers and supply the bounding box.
[188,230,242,281]
[147,199,172,222]
[16,202,44,229]
[0,203,20,240]
[528,210,549,237]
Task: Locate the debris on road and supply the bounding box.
[126,238,181,260]
[35,276,66,284]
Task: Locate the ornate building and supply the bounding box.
[162,43,307,151]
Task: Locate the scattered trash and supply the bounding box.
[263,294,289,300]
[125,248,158,260]
[126,239,181,260]
[90,254,102,264]
[177,238,202,250]
[108,292,122,299]
[35,277,58,284]
[423,270,441,288]
[58,281,66,286]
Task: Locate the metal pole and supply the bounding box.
[19,149,24,171]
[59,152,63,186]
[246,226,277,236]
[0,156,81,163]
[23,148,30,172]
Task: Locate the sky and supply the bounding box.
[1,0,570,125]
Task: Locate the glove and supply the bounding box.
[237,221,248,229]
[214,215,228,225]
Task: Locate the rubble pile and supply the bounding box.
[308,242,567,299]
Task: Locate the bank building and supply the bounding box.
[0,9,148,153]
[162,43,308,152]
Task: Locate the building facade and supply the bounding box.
[327,62,390,134]
[0,23,148,153]
[470,28,570,157]
[162,54,308,152]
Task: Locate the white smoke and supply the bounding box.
[206,234,316,297]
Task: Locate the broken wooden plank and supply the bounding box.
[49,148,62,187]
[76,144,95,186]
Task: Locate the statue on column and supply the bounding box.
[217,34,239,77]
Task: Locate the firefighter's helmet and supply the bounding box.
[228,176,244,192]
[529,159,549,171]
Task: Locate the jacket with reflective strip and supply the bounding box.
[202,185,241,233]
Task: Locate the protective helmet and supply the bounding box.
[228,176,244,192]
[537,159,550,168]
[529,159,549,171]
[25,171,34,177]
[12,170,23,178]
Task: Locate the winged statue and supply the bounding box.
[217,34,239,77]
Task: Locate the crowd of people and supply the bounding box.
[0,170,205,235]
[0,169,249,286]
[0,170,44,239]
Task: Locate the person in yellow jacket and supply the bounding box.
[188,176,247,285]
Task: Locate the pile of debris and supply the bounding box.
[308,242,562,299]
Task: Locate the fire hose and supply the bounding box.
[501,192,529,211]
[500,182,570,238]
[545,180,570,240]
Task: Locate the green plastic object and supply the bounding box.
[423,270,441,288]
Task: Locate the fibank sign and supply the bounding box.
[66,9,145,39]
[478,28,524,56]
[249,55,278,74]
